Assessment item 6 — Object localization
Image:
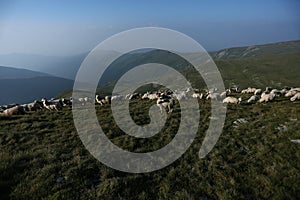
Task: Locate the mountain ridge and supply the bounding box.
[0,40,299,80]
[210,40,300,59]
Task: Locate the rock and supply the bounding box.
[291,139,300,145]
[276,125,288,132]
[233,118,248,127]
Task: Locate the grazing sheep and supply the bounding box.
[254,89,262,95]
[270,89,282,97]
[206,92,220,100]
[26,100,43,111]
[259,92,275,103]
[60,98,72,107]
[157,97,174,113]
[142,92,158,100]
[228,87,239,93]
[41,98,61,111]
[128,93,140,100]
[172,91,187,101]
[247,95,260,103]
[96,95,111,105]
[192,93,201,98]
[2,103,19,110]
[222,97,242,104]
[285,88,300,97]
[0,105,26,116]
[111,95,124,101]
[241,87,256,94]
[265,87,273,93]
[220,91,227,99]
[290,93,300,102]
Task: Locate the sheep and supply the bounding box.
[222,97,242,104]
[95,95,111,105]
[173,91,187,101]
[290,93,300,102]
[142,92,158,100]
[111,95,124,101]
[126,93,140,100]
[206,92,220,100]
[192,93,201,98]
[2,103,19,110]
[279,88,288,96]
[247,95,260,103]
[228,87,239,93]
[25,100,43,111]
[157,97,174,113]
[220,91,227,99]
[241,87,256,94]
[254,89,262,95]
[0,105,26,116]
[41,98,61,111]
[270,89,282,97]
[285,88,300,97]
[265,87,273,93]
[259,92,275,103]
[185,87,193,94]
[61,98,72,107]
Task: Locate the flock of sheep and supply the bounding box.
[0,86,299,117]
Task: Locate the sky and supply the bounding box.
[0,0,299,56]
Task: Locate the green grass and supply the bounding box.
[180,52,300,89]
[0,95,299,199]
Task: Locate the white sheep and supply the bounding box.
[173,91,187,101]
[259,92,275,103]
[241,87,256,94]
[96,95,111,105]
[247,95,260,103]
[0,105,26,116]
[285,88,300,97]
[206,92,220,100]
[142,92,158,100]
[192,93,201,98]
[290,93,300,102]
[41,98,61,111]
[222,97,242,104]
[157,97,174,113]
[111,95,124,101]
[220,91,227,99]
[254,89,262,95]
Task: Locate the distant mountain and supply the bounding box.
[0,53,87,80]
[0,66,74,105]
[0,66,51,79]
[99,49,191,85]
[1,40,299,82]
[211,40,300,60]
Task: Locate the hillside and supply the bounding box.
[211,40,300,60]
[0,95,299,199]
[0,53,87,80]
[61,51,299,97]
[1,40,299,81]
[0,66,51,79]
[1,40,300,199]
[178,52,300,90]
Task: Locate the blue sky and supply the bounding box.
[0,0,299,55]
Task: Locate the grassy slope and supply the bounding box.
[216,52,300,88]
[0,96,299,199]
[179,52,300,90]
[211,40,300,59]
[58,52,300,99]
